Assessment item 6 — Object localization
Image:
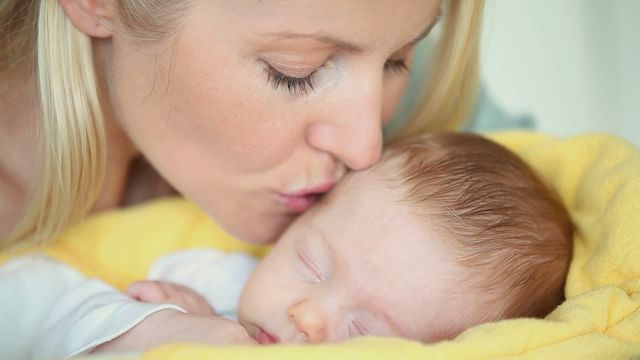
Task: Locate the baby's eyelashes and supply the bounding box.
[295,244,324,283]
[347,318,369,338]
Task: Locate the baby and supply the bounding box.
[103,132,573,348]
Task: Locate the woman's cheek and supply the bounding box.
[381,75,411,125]
[172,56,303,172]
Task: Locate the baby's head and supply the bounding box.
[239,133,573,345]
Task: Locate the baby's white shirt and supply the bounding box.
[147,249,258,321]
[0,249,258,360]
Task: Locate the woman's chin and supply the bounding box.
[234,212,297,245]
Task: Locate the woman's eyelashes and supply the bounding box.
[265,63,316,96]
[264,58,410,96]
[383,59,410,75]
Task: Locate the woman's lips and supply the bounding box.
[256,327,280,345]
[276,182,336,213]
[279,194,318,213]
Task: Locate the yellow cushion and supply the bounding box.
[0,199,269,290]
[5,131,640,359]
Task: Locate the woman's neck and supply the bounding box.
[0,66,141,212]
[94,108,140,210]
[0,67,39,194]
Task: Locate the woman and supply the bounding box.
[0,0,483,248]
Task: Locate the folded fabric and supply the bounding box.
[3,131,639,359]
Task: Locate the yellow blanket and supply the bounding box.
[3,131,640,359]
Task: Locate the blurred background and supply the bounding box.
[481,0,639,146]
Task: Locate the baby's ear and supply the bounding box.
[58,0,116,38]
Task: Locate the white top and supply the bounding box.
[0,250,258,360]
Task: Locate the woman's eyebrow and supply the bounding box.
[260,9,441,53]
[260,31,362,52]
[411,10,442,46]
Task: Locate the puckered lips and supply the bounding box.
[276,182,336,213]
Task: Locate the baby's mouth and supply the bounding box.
[255,326,280,345]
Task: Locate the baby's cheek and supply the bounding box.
[239,268,273,309]
[238,276,259,312]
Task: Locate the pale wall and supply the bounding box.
[481,0,640,146]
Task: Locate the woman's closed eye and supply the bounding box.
[383,59,410,75]
[264,58,411,96]
[264,63,316,96]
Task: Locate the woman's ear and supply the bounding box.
[58,0,116,38]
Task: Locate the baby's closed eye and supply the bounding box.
[295,243,324,283]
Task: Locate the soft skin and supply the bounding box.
[0,0,440,244]
[238,166,478,344]
[103,162,493,352]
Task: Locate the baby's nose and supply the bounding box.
[288,300,327,343]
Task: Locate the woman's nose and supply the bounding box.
[288,300,327,343]
[305,79,384,171]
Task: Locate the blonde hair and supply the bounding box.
[1,0,485,249]
[398,0,485,137]
[2,0,106,250]
[0,0,36,69]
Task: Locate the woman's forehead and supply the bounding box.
[207,0,441,51]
